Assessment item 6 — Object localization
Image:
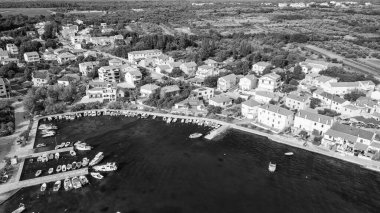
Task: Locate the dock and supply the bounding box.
[204,125,230,140]
[0,168,88,194]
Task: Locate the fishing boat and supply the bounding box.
[48,168,53,174]
[36,143,46,148]
[11,203,25,213]
[76,161,82,169]
[75,143,92,151]
[56,165,61,172]
[67,163,72,170]
[62,165,67,172]
[48,153,54,160]
[90,172,104,180]
[72,177,82,189]
[284,152,294,156]
[93,162,117,172]
[82,157,89,166]
[89,152,104,166]
[64,142,71,147]
[60,142,65,147]
[53,180,61,191]
[72,162,77,169]
[35,170,42,177]
[40,183,47,192]
[189,133,202,139]
[268,162,276,173]
[79,175,89,185]
[70,150,76,156]
[64,178,73,191]
[55,153,60,160]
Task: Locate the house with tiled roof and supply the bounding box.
[191,87,214,100]
[32,70,49,87]
[23,52,40,63]
[155,64,171,74]
[312,91,349,112]
[196,65,219,79]
[84,81,118,103]
[254,90,277,104]
[204,59,219,68]
[79,61,99,76]
[128,49,162,63]
[355,96,378,114]
[294,109,334,135]
[124,69,142,85]
[325,81,375,95]
[239,74,258,91]
[257,104,294,131]
[180,62,197,75]
[155,54,174,66]
[241,99,260,119]
[209,94,233,108]
[140,84,160,97]
[341,104,362,116]
[0,77,10,98]
[285,94,310,110]
[173,97,206,115]
[217,74,237,92]
[57,52,76,64]
[57,76,78,86]
[322,123,376,153]
[109,58,123,66]
[252,61,271,75]
[257,73,281,92]
[160,85,180,98]
[313,76,338,89]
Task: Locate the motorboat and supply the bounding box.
[89,152,104,166]
[40,183,47,192]
[67,163,72,170]
[36,143,46,148]
[82,157,89,167]
[60,142,66,147]
[79,175,89,185]
[189,133,202,139]
[285,152,294,156]
[38,124,57,130]
[71,177,82,189]
[72,162,77,169]
[11,203,25,213]
[268,162,276,172]
[62,165,67,172]
[55,153,60,160]
[90,172,104,180]
[70,150,76,156]
[64,178,73,191]
[53,180,61,191]
[76,161,82,169]
[56,165,61,172]
[48,168,53,174]
[35,170,42,177]
[48,153,54,160]
[93,162,117,172]
[75,143,92,151]
[64,142,71,147]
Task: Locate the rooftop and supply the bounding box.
[254,61,271,67]
[296,109,334,125]
[259,104,294,116]
[242,99,260,107]
[210,95,231,103]
[326,123,375,141]
[287,94,309,103]
[141,84,160,91]
[33,70,48,79]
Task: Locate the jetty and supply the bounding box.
[0,168,88,194]
[205,125,230,140]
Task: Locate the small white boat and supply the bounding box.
[268,162,276,172]
[79,175,89,185]
[11,203,25,213]
[62,165,67,172]
[35,170,42,177]
[64,142,71,147]
[72,177,82,189]
[75,143,92,151]
[36,143,46,148]
[72,161,77,169]
[284,152,294,156]
[53,180,61,191]
[70,150,76,156]
[55,153,60,160]
[67,163,72,170]
[89,152,104,166]
[90,172,104,180]
[82,157,89,166]
[76,161,82,169]
[48,153,54,160]
[64,178,73,191]
[56,165,61,172]
[48,168,53,174]
[93,162,117,172]
[40,183,47,192]
[189,133,202,139]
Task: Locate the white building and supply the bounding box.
[257,73,281,92]
[285,94,310,110]
[32,70,49,87]
[251,61,271,75]
[109,58,123,66]
[239,74,258,91]
[124,70,142,85]
[0,77,10,98]
[191,87,215,100]
[324,81,375,95]
[257,104,294,131]
[0,50,9,60]
[98,66,121,83]
[217,74,237,92]
[294,109,334,135]
[79,61,99,76]
[180,62,197,75]
[313,91,349,112]
[86,82,118,103]
[1,58,19,65]
[241,99,260,119]
[196,65,219,79]
[299,59,337,74]
[128,49,162,63]
[140,84,160,97]
[57,52,76,64]
[254,90,277,104]
[24,52,40,63]
[6,44,18,55]
[209,95,233,108]
[155,54,174,66]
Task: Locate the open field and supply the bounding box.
[0,8,54,16]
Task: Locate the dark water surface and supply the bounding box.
[2,116,380,213]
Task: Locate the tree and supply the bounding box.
[310,98,322,109]
[169,67,185,78]
[281,84,297,93]
[343,90,366,102]
[45,39,57,49]
[234,97,244,104]
[262,66,272,75]
[204,75,219,88]
[289,79,299,86]
[318,108,340,117]
[207,105,222,114]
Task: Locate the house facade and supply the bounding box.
[257,104,294,131]
[180,62,197,75]
[195,65,219,79]
[6,44,18,55]
[252,61,271,75]
[324,81,375,95]
[285,94,310,110]
[294,109,334,135]
[257,73,281,91]
[191,87,215,100]
[241,99,260,119]
[79,61,99,76]
[160,85,180,98]
[254,91,277,104]
[209,95,233,108]
[86,82,117,103]
[32,70,49,87]
[128,49,162,63]
[98,66,121,83]
[0,77,11,98]
[239,74,258,91]
[57,52,76,64]
[217,74,237,92]
[140,84,160,97]
[124,70,142,85]
[24,52,40,63]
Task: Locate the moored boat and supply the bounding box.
[55,153,60,160]
[82,157,89,166]
[48,168,53,174]
[189,133,202,139]
[79,175,89,185]
[70,150,76,156]
[92,162,117,172]
[72,161,77,169]
[65,142,71,147]
[285,152,294,156]
[62,165,66,172]
[89,152,104,166]
[268,162,276,172]
[35,170,42,177]
[75,143,92,151]
[56,165,61,172]
[71,177,82,189]
[40,183,47,192]
[76,161,82,169]
[67,163,72,170]
[11,203,25,213]
[53,180,61,191]
[90,172,104,180]
[64,178,73,191]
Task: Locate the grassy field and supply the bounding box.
[0,8,53,16]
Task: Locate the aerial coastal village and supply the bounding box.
[0,0,380,210]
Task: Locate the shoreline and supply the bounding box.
[35,109,380,172]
